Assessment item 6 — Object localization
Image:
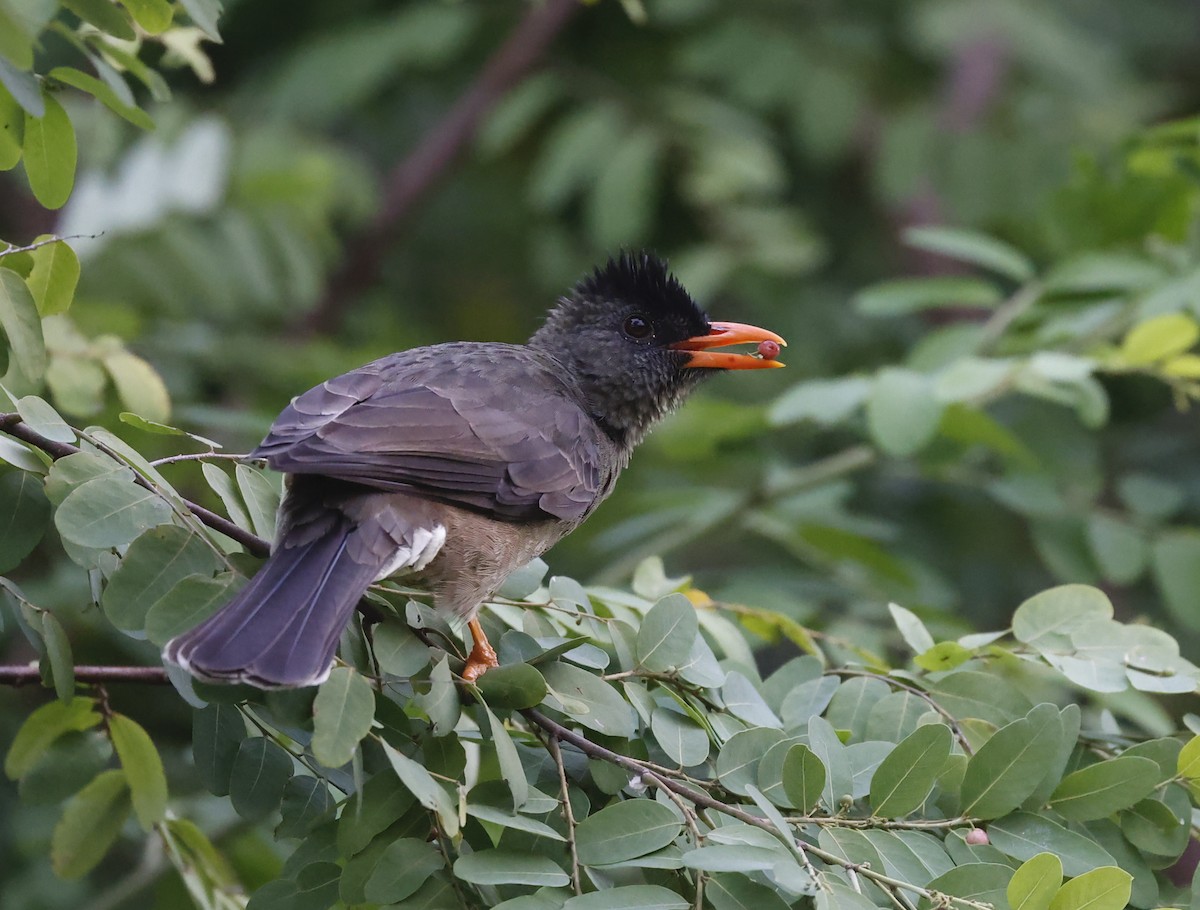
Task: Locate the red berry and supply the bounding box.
[758,340,781,360]
[964,828,989,846]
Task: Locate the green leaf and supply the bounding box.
[200,461,252,531]
[364,838,445,902]
[121,0,173,33]
[781,743,826,812]
[229,737,292,819]
[22,93,76,209]
[478,661,546,710]
[636,592,698,671]
[574,799,683,865]
[109,713,168,829]
[768,375,871,427]
[54,473,173,548]
[192,704,244,797]
[542,661,635,738]
[1119,312,1200,364]
[48,67,154,130]
[826,675,889,740]
[1178,733,1200,781]
[889,602,935,653]
[1086,514,1146,585]
[1007,853,1062,910]
[23,237,78,316]
[870,723,951,818]
[455,849,569,887]
[808,715,851,811]
[336,771,415,856]
[18,729,111,806]
[276,776,334,839]
[1120,796,1189,856]
[51,769,132,878]
[102,525,221,631]
[103,351,170,422]
[856,275,1003,316]
[866,367,944,456]
[902,225,1035,282]
[705,872,793,910]
[5,696,99,779]
[1047,867,1131,910]
[60,0,136,39]
[1012,584,1113,651]
[0,470,49,572]
[178,0,222,40]
[680,844,782,873]
[311,667,375,768]
[16,394,73,442]
[371,621,431,677]
[415,656,459,736]
[1151,531,1200,632]
[382,740,459,836]
[923,863,1013,910]
[651,707,709,767]
[144,572,238,646]
[1048,756,1160,821]
[563,885,689,909]
[466,802,564,841]
[960,704,1062,819]
[483,703,528,809]
[927,670,1033,727]
[988,812,1115,877]
[0,56,43,116]
[716,727,785,796]
[0,84,22,169]
[41,612,74,700]
[0,267,46,388]
[235,463,279,540]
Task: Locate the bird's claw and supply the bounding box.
[462,618,499,682]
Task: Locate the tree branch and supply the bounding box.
[0,664,171,686]
[0,413,270,557]
[300,0,580,337]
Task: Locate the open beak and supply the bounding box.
[669,321,787,369]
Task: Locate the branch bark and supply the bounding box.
[300,0,581,337]
[0,413,270,557]
[0,664,170,685]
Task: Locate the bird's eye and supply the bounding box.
[623,314,652,339]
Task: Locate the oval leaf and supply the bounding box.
[311,667,375,768]
[109,713,168,829]
[574,799,683,866]
[870,723,951,818]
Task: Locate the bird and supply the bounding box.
[164,252,785,688]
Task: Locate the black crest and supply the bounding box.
[574,251,702,319]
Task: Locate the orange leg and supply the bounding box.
[462,617,499,682]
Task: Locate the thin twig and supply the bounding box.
[832,668,975,755]
[523,709,993,910]
[302,0,580,336]
[0,664,171,686]
[546,734,583,896]
[149,452,250,467]
[0,413,270,557]
[0,232,105,258]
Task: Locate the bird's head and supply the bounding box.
[529,252,785,447]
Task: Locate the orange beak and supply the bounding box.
[669,321,787,369]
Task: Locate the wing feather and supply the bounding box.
[253,344,609,523]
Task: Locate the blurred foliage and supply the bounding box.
[4,0,1200,906]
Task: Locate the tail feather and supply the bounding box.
[164,526,378,688]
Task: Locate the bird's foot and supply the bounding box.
[462,618,499,682]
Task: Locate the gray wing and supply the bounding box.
[252,344,608,523]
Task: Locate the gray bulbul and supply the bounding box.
[165,252,785,687]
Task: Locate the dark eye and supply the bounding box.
[623,314,652,339]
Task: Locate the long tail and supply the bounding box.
[164,523,378,688]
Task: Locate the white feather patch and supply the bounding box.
[375,524,446,580]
